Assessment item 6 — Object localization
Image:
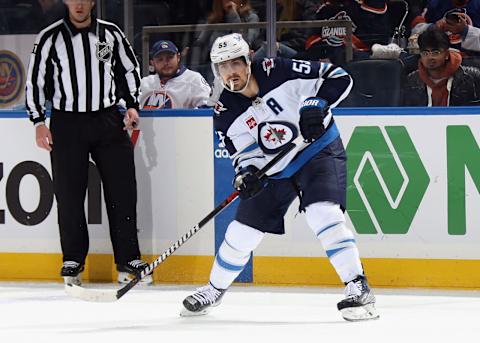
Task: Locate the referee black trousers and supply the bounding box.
[50,107,141,265]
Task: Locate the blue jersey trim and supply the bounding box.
[270,122,340,179]
[242,142,261,154]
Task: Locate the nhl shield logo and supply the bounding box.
[95,41,113,62]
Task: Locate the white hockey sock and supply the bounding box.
[325,237,363,283]
[305,202,364,283]
[210,220,264,289]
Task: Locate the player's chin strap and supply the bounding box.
[224,61,252,93]
[65,135,308,303]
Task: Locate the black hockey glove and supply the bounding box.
[299,97,329,143]
[233,166,268,200]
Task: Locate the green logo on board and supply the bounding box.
[346,126,430,234]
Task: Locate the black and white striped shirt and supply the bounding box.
[26,16,141,125]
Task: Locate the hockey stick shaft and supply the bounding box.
[66,137,303,302]
[116,138,302,299]
[115,189,240,299]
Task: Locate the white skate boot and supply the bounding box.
[180,283,226,317]
[337,275,379,321]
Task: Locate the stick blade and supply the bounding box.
[65,283,119,302]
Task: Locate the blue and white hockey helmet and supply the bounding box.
[210,33,252,92]
[210,33,250,64]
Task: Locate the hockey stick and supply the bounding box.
[65,136,305,302]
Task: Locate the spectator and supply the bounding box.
[297,0,391,64]
[403,26,480,106]
[185,0,260,67]
[140,40,211,109]
[253,0,318,61]
[413,0,480,27]
[410,0,480,52]
[438,8,480,53]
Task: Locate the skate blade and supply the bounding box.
[179,306,212,317]
[340,303,380,322]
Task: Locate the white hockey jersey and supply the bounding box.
[214,57,352,177]
[140,66,211,109]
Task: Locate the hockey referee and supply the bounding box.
[25,0,152,286]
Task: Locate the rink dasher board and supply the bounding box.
[0,108,479,288]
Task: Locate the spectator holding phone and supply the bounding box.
[439,9,480,51]
[410,1,480,53]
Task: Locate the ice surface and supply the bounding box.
[0,282,478,342]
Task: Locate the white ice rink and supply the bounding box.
[0,282,479,343]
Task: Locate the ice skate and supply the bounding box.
[117,259,153,285]
[337,275,379,321]
[180,283,226,317]
[61,261,84,286]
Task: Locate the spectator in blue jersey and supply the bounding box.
[403,26,480,106]
[180,33,379,322]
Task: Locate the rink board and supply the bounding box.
[0,107,479,288]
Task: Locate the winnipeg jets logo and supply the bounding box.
[262,58,275,76]
[214,101,227,115]
[95,41,113,62]
[264,126,286,143]
[257,121,297,154]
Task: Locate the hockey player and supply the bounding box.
[180,33,378,322]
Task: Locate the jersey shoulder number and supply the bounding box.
[291,59,312,74]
